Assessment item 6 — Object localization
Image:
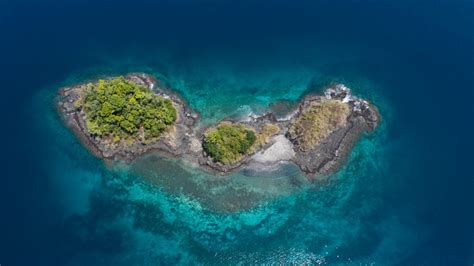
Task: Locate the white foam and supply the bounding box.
[236,105,255,122]
[325,88,336,99]
[342,94,353,103]
[276,109,298,122]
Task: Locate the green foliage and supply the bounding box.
[203,123,256,164]
[80,77,177,141]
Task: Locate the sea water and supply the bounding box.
[1,0,472,265]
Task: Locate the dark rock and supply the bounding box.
[57,74,379,179]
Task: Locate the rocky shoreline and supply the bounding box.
[57,73,199,163]
[57,73,379,177]
[286,85,379,176]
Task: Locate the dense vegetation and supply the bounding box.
[78,77,177,142]
[288,100,349,151]
[203,123,256,164]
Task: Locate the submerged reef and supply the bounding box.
[58,73,379,177]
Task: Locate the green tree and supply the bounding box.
[203,123,256,164]
[80,76,177,141]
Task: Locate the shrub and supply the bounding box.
[288,100,349,151]
[255,123,280,147]
[203,123,256,164]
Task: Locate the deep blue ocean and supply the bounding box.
[1,0,473,265]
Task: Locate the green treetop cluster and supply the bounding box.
[78,77,177,142]
[203,123,256,164]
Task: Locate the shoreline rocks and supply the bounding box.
[286,84,379,177]
[57,73,199,163]
[57,73,379,178]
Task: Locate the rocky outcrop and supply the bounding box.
[196,114,281,175]
[287,84,379,176]
[58,74,379,178]
[57,73,199,162]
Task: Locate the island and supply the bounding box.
[58,73,379,177]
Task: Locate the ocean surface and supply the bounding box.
[1,0,473,265]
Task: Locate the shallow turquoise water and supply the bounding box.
[2,1,472,264]
[29,60,402,264]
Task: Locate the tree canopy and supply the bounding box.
[203,123,256,164]
[78,77,177,142]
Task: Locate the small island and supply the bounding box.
[58,73,198,161]
[58,73,379,177]
[199,121,281,173]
